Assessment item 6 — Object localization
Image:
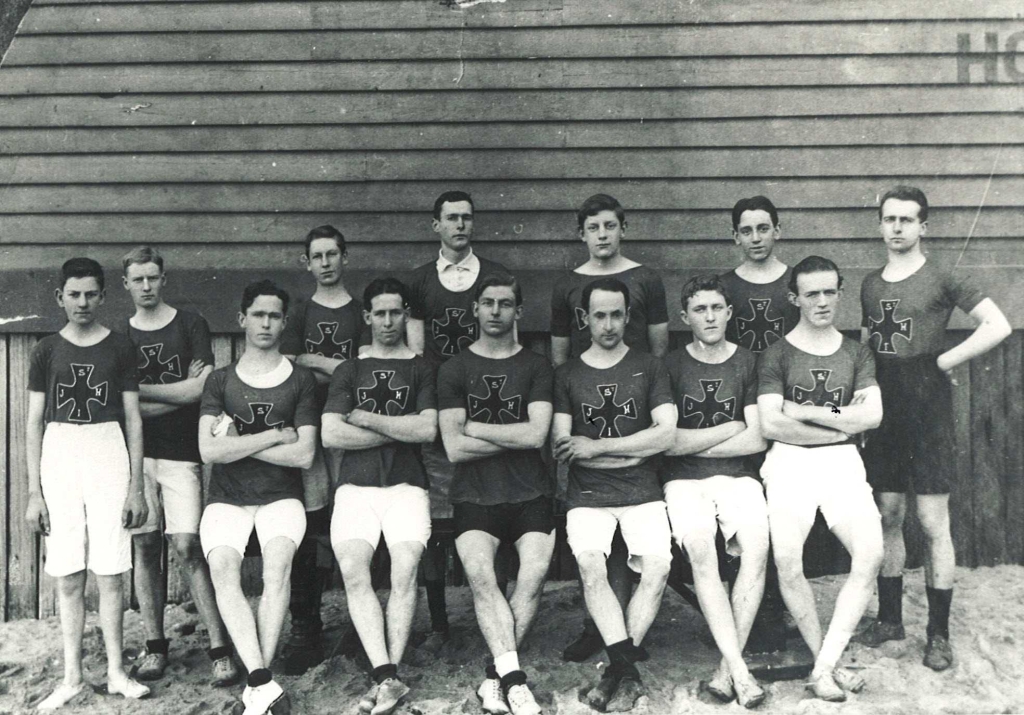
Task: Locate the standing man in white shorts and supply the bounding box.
[322,277,437,715]
[198,280,319,715]
[757,256,884,701]
[121,246,236,686]
[552,278,676,713]
[661,275,769,709]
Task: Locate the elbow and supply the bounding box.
[759,420,783,442]
[421,423,438,444]
[654,425,676,452]
[296,448,315,471]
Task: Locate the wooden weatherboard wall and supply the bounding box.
[1,0,1023,619]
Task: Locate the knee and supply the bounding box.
[577,553,608,590]
[680,532,717,574]
[878,501,906,532]
[463,563,499,597]
[170,534,205,565]
[133,532,164,561]
[206,548,240,586]
[57,574,86,599]
[917,509,951,541]
[338,557,372,591]
[737,526,770,563]
[773,551,805,585]
[639,556,671,587]
[851,535,884,578]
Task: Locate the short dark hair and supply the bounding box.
[581,277,630,313]
[577,193,626,232]
[433,191,474,220]
[878,185,929,222]
[731,196,779,232]
[121,246,164,275]
[240,279,289,315]
[304,224,346,257]
[60,257,105,291]
[680,274,732,311]
[474,272,522,306]
[789,255,843,294]
[363,276,409,309]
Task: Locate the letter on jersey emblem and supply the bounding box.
[306,322,353,360]
[868,299,913,355]
[682,379,736,428]
[582,384,638,438]
[56,363,109,423]
[357,370,410,416]
[432,307,478,356]
[233,402,284,435]
[792,369,844,409]
[735,298,785,353]
[574,306,589,332]
[468,375,522,424]
[138,343,182,385]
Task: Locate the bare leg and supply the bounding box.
[457,532,515,657]
[877,492,907,578]
[625,555,670,646]
[169,533,229,648]
[336,539,389,668]
[256,537,297,667]
[577,551,628,645]
[730,519,770,652]
[208,546,264,672]
[771,513,820,658]
[132,532,166,642]
[509,531,556,646]
[916,494,954,590]
[57,571,88,686]
[385,541,424,665]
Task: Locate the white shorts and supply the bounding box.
[566,500,672,572]
[132,458,203,536]
[199,499,307,558]
[40,422,132,577]
[761,442,880,533]
[331,483,431,549]
[664,475,768,558]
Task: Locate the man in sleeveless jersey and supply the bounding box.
[552,278,676,712]
[322,277,437,715]
[757,256,883,701]
[550,194,669,662]
[661,275,769,709]
[26,258,151,709]
[439,274,555,715]
[854,186,1010,671]
[122,246,236,687]
[198,281,319,715]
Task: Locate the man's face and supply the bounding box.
[365,293,407,347]
[789,270,841,329]
[123,261,165,309]
[432,200,474,255]
[306,237,346,287]
[733,209,779,263]
[580,209,624,261]
[880,198,926,254]
[474,285,520,338]
[682,289,732,346]
[57,276,104,326]
[586,289,629,350]
[239,294,287,350]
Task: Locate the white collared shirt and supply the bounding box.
[435,248,480,293]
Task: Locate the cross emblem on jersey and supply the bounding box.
[868,299,913,355]
[138,343,182,385]
[305,322,353,360]
[792,369,845,409]
[468,375,522,424]
[432,307,478,356]
[233,402,284,435]
[735,298,785,353]
[682,379,736,428]
[574,306,589,332]
[357,370,410,416]
[56,363,109,423]
[582,383,638,438]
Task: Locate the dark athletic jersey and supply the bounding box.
[280,296,367,403]
[323,355,436,489]
[860,261,985,361]
[200,362,319,506]
[758,336,877,446]
[437,348,554,506]
[554,350,674,508]
[661,346,759,483]
[550,265,668,358]
[718,268,800,354]
[127,310,214,463]
[408,256,510,366]
[29,332,139,426]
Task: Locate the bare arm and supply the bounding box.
[140,402,178,418]
[24,392,49,534]
[551,336,571,367]
[937,298,1011,373]
[463,401,552,451]
[783,386,883,435]
[347,407,438,444]
[440,408,506,463]
[407,319,425,356]
[647,323,670,359]
[251,424,317,469]
[322,412,391,450]
[121,391,148,528]
[139,364,213,405]
[198,413,287,464]
[757,394,847,446]
[696,404,769,458]
[665,420,744,457]
[554,402,678,463]
[295,352,345,378]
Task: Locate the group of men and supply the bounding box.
[24,186,1010,715]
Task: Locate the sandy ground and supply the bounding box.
[1,565,1023,715]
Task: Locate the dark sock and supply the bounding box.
[207,645,232,661]
[146,638,170,655]
[425,579,449,633]
[582,617,600,636]
[604,639,639,680]
[486,663,499,680]
[877,576,904,625]
[247,668,272,687]
[500,670,527,694]
[372,663,398,685]
[926,587,952,639]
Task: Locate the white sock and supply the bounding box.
[494,651,520,678]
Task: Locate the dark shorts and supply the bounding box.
[453,495,555,544]
[863,354,955,495]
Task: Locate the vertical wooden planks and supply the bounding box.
[0,335,8,621]
[1002,332,1023,564]
[970,344,1007,566]
[948,332,975,568]
[8,335,39,620]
